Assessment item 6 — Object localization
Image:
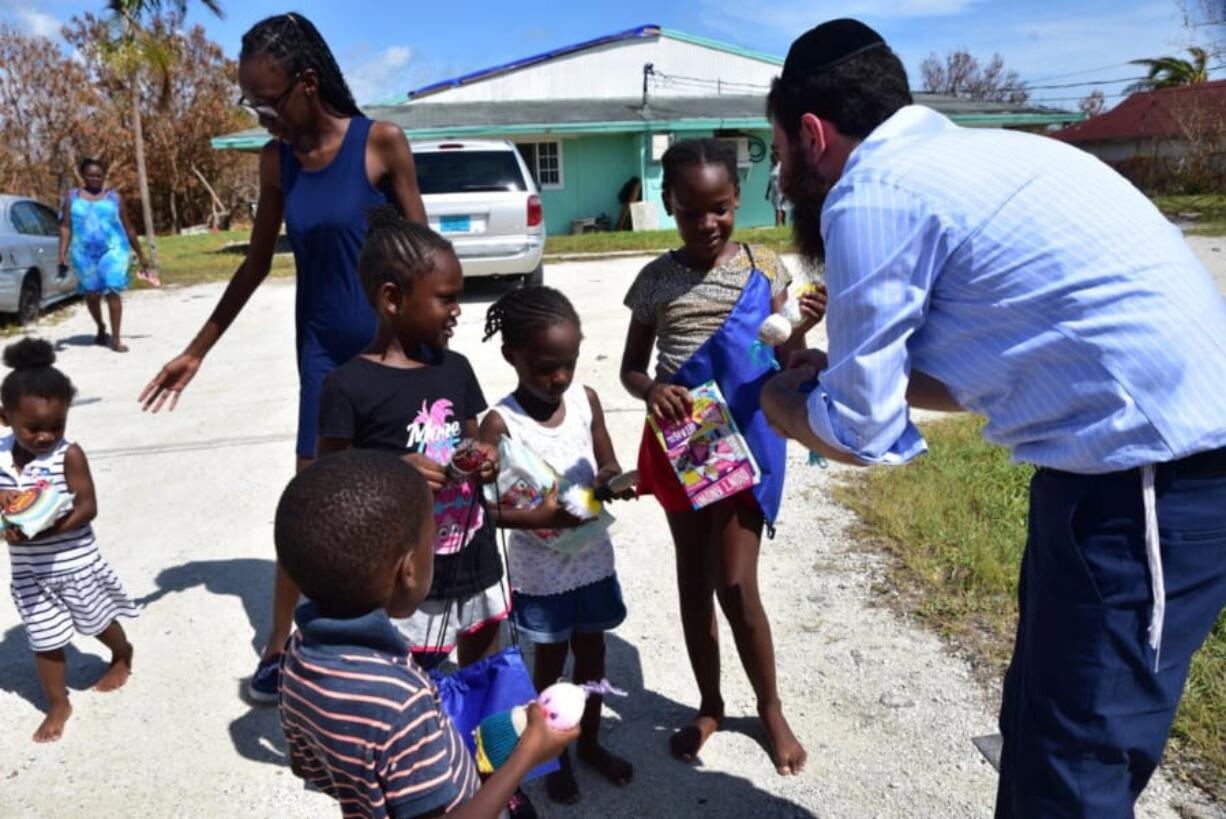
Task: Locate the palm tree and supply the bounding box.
[104,0,223,271]
[1126,46,1212,94]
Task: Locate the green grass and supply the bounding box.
[151,225,796,285]
[1152,194,1226,236]
[835,414,1226,799]
[138,201,1226,288]
[153,230,294,287]
[544,225,795,257]
[1152,194,1226,220]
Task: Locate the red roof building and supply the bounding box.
[1052,81,1226,190]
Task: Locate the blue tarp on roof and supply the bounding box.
[407,24,661,101]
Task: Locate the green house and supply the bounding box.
[213,24,1082,236]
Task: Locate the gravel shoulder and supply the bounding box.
[0,247,1220,817]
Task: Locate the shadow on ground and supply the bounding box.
[124,558,814,815]
[523,632,815,819]
[137,558,275,655]
[0,625,110,714]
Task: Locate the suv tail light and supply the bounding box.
[527,194,543,228]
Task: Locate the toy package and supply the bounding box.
[2,481,73,540]
[649,381,761,511]
[484,435,615,556]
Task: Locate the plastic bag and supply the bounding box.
[484,435,614,556]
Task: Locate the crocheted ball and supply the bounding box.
[538,682,588,731]
[473,705,528,774]
[757,314,793,347]
[561,485,602,520]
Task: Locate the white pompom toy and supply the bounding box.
[757,313,793,346]
[537,682,589,731]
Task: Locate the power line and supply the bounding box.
[1027,61,1134,83]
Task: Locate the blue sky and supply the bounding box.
[2,0,1221,110]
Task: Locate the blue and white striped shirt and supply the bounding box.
[806,105,1226,473]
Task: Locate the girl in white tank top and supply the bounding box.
[479,287,636,804]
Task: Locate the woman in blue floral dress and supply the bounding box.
[57,158,155,353]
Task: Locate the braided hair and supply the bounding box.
[240,13,363,117]
[483,285,580,349]
[661,138,739,204]
[357,204,454,306]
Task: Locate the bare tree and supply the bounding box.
[63,13,253,233]
[0,25,120,203]
[1079,89,1107,118]
[101,0,223,270]
[920,50,1030,104]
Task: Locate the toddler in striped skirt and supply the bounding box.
[2,339,139,742]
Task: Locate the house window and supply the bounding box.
[517,140,563,189]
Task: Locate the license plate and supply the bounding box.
[440,215,471,233]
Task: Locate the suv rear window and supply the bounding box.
[415,151,527,195]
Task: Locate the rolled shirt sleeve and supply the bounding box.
[805,181,950,465]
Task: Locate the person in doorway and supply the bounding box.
[137,12,427,705]
[759,18,1226,817]
[765,148,790,227]
[58,158,156,353]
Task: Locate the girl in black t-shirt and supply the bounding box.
[316,207,506,672]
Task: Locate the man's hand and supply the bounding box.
[785,347,828,371]
[762,365,818,439]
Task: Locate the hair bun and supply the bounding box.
[366,204,404,231]
[3,338,56,371]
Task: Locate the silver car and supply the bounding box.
[414,140,546,286]
[0,194,78,323]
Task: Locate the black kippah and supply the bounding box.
[781,18,886,83]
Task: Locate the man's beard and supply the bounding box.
[783,144,832,267]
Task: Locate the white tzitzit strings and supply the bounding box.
[1141,464,1165,672]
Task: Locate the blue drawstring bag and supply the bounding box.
[425,478,559,782]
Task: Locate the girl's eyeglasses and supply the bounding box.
[237,74,301,120]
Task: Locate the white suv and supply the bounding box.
[414,139,545,285]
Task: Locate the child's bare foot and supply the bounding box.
[94,642,133,692]
[33,701,71,743]
[577,740,633,786]
[545,752,580,804]
[760,701,806,775]
[669,700,723,762]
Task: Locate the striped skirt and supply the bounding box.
[10,557,141,652]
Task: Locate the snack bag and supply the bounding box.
[3,481,73,540]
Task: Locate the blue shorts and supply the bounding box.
[511,575,626,645]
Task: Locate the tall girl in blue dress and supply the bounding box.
[139,13,426,701]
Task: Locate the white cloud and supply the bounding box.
[345,44,414,104]
[4,3,61,39]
